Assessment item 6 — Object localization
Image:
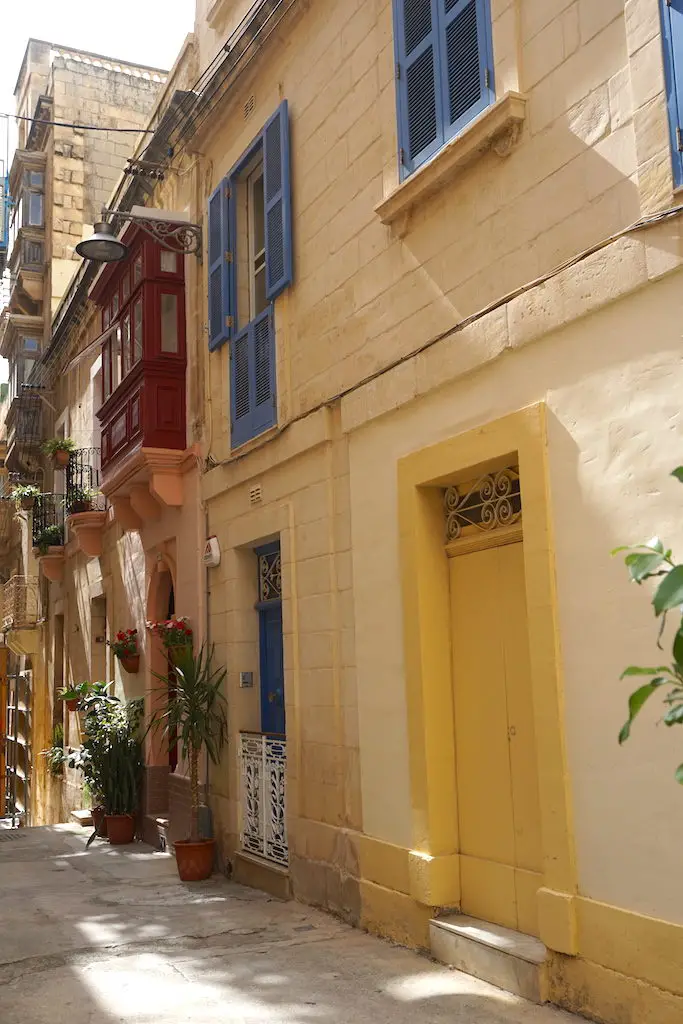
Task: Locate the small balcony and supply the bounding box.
[32,493,65,583]
[65,448,107,557]
[239,732,288,867]
[93,227,189,532]
[2,576,40,655]
[8,234,45,305]
[5,390,43,476]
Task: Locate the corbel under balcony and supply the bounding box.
[101,446,198,532]
[66,511,108,558]
[33,545,66,583]
[375,91,527,236]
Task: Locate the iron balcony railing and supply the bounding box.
[2,575,40,631]
[239,731,287,867]
[32,493,65,549]
[66,448,105,515]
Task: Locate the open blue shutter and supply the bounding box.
[252,307,275,435]
[439,0,494,142]
[264,100,293,301]
[207,178,232,351]
[394,0,443,177]
[661,0,683,187]
[230,309,275,447]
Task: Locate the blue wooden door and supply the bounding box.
[259,602,285,735]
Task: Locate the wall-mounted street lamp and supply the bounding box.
[75,206,203,264]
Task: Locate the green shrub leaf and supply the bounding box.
[672,468,683,484]
[619,678,666,744]
[620,666,669,678]
[625,551,666,582]
[653,565,683,615]
[664,703,683,726]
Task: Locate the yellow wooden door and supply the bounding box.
[449,541,542,936]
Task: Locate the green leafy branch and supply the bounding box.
[613,467,683,783]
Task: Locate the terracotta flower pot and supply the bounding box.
[20,497,35,511]
[105,814,135,845]
[91,805,108,837]
[53,449,71,469]
[168,644,192,665]
[65,698,79,712]
[174,838,215,881]
[119,653,140,674]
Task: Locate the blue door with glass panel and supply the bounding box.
[256,542,285,735]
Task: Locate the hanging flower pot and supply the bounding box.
[65,698,79,712]
[147,617,193,660]
[21,496,35,511]
[53,449,70,468]
[11,486,40,511]
[42,438,76,468]
[119,653,140,674]
[109,629,140,671]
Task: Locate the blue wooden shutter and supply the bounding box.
[207,178,232,351]
[263,101,293,301]
[230,309,275,447]
[439,0,494,142]
[661,0,683,187]
[394,0,443,176]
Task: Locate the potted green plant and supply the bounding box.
[67,682,111,838]
[148,644,227,880]
[58,681,93,713]
[147,617,193,662]
[79,687,144,845]
[67,484,94,515]
[11,483,40,511]
[41,724,67,777]
[613,465,683,783]
[35,523,64,555]
[42,437,76,469]
[108,629,140,673]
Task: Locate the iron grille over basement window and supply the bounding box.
[393,0,495,177]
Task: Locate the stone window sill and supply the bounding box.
[375,91,527,232]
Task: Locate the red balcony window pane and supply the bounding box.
[160,250,177,274]
[102,340,111,400]
[121,313,131,378]
[111,409,127,450]
[160,293,179,353]
[133,298,143,365]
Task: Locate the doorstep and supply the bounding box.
[429,914,549,1004]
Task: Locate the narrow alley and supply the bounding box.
[0,824,580,1024]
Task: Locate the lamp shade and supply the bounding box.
[75,222,128,263]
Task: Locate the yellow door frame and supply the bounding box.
[397,403,579,955]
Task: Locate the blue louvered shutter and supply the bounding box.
[394,0,443,177]
[230,308,275,447]
[661,0,683,187]
[207,178,232,351]
[439,0,493,141]
[263,100,293,301]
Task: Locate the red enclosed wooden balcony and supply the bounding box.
[93,226,193,530]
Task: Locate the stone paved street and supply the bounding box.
[0,825,584,1024]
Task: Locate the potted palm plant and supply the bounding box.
[42,437,76,469]
[11,483,40,511]
[148,644,227,880]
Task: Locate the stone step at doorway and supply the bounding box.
[429,914,549,1004]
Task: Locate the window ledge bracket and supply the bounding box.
[375,91,527,234]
